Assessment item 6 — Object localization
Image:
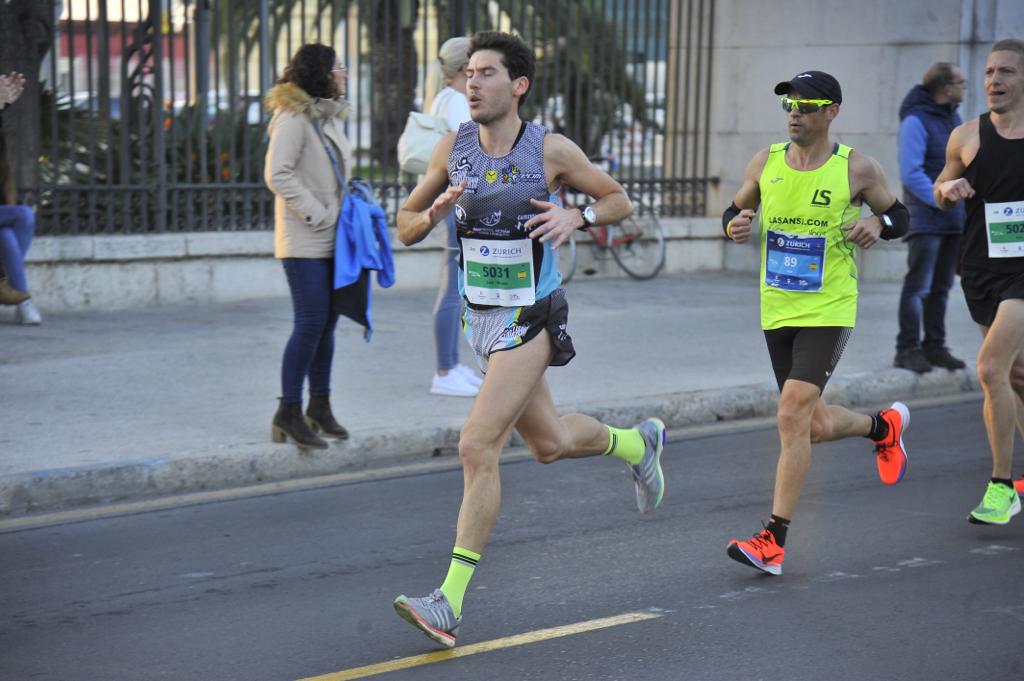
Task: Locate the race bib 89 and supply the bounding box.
[764,229,826,292]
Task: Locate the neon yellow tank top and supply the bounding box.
[758,142,861,329]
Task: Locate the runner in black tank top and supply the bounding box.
[961,113,1024,276]
[933,39,1024,525]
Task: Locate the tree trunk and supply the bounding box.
[369,0,418,169]
[0,1,54,201]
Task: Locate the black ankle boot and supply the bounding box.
[305,395,349,440]
[272,399,328,449]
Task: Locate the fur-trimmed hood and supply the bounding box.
[264,82,350,120]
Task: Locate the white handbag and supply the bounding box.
[396,111,450,175]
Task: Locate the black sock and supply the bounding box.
[991,477,1014,489]
[866,413,889,442]
[766,514,790,547]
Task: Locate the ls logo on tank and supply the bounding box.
[810,189,832,206]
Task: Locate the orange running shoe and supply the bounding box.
[727,528,785,575]
[1015,477,1024,495]
[873,402,910,485]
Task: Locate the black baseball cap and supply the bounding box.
[773,70,842,103]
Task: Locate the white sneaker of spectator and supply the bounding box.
[15,299,41,325]
[452,363,483,387]
[430,370,479,397]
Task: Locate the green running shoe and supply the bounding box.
[968,481,1022,525]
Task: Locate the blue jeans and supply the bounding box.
[280,258,340,405]
[0,205,35,293]
[433,212,461,371]
[896,233,960,352]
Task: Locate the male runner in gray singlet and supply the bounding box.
[390,31,667,648]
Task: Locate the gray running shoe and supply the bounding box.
[393,588,462,648]
[631,418,666,513]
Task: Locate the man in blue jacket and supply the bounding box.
[895,62,968,373]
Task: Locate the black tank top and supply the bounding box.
[962,113,1024,273]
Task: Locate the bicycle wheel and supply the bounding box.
[554,231,577,284]
[609,203,665,280]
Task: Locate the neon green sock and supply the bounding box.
[439,546,480,618]
[603,425,645,464]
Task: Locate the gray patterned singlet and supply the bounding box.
[448,121,561,303]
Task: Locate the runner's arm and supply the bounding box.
[723,149,767,244]
[933,122,975,211]
[859,153,910,240]
[396,132,465,246]
[524,134,631,249]
[851,151,899,214]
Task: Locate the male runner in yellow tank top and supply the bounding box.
[722,71,913,575]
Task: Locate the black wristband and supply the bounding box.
[722,202,741,237]
[876,199,910,240]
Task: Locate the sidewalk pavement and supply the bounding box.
[0,270,983,515]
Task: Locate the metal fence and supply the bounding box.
[18,0,716,235]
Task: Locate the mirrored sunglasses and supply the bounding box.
[780,96,833,113]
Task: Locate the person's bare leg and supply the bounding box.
[808,398,873,443]
[512,374,609,463]
[976,300,1024,479]
[771,379,820,519]
[512,339,667,514]
[393,331,555,646]
[454,332,554,552]
[1008,349,1024,441]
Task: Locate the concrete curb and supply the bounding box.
[0,367,979,516]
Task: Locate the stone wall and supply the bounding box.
[22,218,728,311]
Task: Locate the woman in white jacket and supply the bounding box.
[426,37,482,397]
[264,44,352,449]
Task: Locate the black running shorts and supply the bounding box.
[960,266,1024,327]
[763,326,853,392]
[462,288,576,373]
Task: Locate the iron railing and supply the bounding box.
[17,0,716,235]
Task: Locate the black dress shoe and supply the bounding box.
[894,348,933,374]
[923,346,966,371]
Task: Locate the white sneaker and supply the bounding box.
[15,299,41,325]
[453,363,483,387]
[430,371,478,397]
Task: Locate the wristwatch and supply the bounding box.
[578,205,597,227]
[879,213,893,229]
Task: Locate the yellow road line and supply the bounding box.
[296,610,663,681]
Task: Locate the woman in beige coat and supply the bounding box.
[264,43,352,449]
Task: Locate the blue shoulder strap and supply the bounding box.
[313,119,346,188]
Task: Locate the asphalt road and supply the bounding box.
[1,396,1022,681]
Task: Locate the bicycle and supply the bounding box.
[553,161,666,283]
